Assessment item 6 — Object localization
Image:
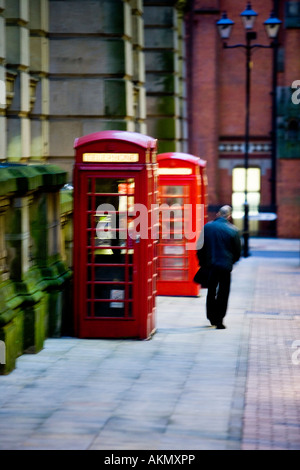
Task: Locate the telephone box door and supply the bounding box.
[75,171,143,338]
[158,179,199,296]
[157,152,207,297]
[73,130,158,339]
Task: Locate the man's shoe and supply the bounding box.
[216,323,226,329]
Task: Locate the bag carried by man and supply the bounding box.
[193,266,210,288]
[193,245,210,288]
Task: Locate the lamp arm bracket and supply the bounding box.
[250,43,274,49]
[223,43,275,50]
[223,43,247,49]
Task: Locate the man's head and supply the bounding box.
[217,205,232,220]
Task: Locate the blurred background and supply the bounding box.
[0,0,299,372]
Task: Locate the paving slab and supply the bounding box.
[0,238,299,450]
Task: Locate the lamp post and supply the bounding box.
[216,3,281,258]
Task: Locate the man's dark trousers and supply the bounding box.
[206,266,231,326]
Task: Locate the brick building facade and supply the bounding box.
[187,0,300,238]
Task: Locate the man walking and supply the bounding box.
[197,205,241,329]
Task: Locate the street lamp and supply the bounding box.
[240,2,258,30]
[216,3,281,258]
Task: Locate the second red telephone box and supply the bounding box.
[157,152,207,296]
[73,131,158,339]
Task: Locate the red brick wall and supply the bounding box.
[261,168,272,208]
[188,0,275,205]
[218,168,232,205]
[277,160,300,238]
[276,2,300,238]
[188,4,220,205]
[187,0,300,237]
[218,0,274,137]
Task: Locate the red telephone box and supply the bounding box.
[73,131,158,339]
[157,152,207,296]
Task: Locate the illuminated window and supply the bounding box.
[232,168,261,219]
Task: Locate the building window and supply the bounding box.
[285,1,300,28]
[287,119,299,141]
[232,167,261,219]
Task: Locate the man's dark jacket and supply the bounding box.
[197,217,241,272]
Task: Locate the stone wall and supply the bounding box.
[0,0,188,178]
[0,164,72,374]
[48,0,147,176]
[0,0,189,374]
[144,0,188,153]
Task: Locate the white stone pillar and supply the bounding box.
[0,1,6,160]
[0,198,10,281]
[29,0,49,162]
[5,0,31,162]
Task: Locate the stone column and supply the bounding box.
[5,192,47,354]
[29,0,49,162]
[30,172,71,338]
[31,190,63,267]
[0,0,6,160]
[5,0,31,162]
[144,1,187,153]
[47,191,61,259]
[6,196,32,281]
[0,198,10,282]
[130,0,146,134]
[48,0,146,177]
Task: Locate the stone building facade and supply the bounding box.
[0,0,188,176]
[0,0,188,373]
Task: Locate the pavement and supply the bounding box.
[0,238,299,451]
